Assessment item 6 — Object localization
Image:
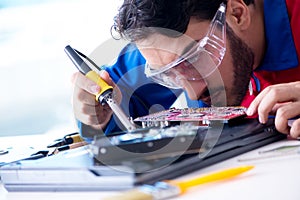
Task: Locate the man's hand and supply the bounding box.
[71,70,119,131]
[247,81,300,138]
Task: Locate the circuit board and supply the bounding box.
[134,106,247,125]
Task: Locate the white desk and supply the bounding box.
[1,133,300,200]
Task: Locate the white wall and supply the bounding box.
[0,0,122,136]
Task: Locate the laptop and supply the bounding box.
[0,118,285,191]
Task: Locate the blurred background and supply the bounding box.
[0,0,121,136]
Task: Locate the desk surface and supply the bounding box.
[1,133,300,200]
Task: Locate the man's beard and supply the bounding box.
[226,25,254,105]
[197,25,254,106]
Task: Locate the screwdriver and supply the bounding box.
[64,45,136,131]
[104,165,254,200]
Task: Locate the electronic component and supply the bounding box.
[134,106,247,128]
[92,118,285,167]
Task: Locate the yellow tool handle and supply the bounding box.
[65,134,83,143]
[86,70,113,102]
[169,165,254,193]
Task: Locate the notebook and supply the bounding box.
[0,118,285,191]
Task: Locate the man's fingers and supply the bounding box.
[248,84,299,123]
[290,119,300,138]
[247,86,271,116]
[99,70,113,85]
[248,86,281,123]
[256,88,286,123]
[71,71,116,129]
[274,102,300,134]
[73,72,101,95]
[73,86,99,106]
[74,104,112,126]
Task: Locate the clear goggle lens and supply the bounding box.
[145,3,226,89]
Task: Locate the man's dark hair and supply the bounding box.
[112,0,254,41]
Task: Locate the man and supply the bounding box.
[72,0,300,140]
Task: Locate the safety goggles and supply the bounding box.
[144,3,226,89]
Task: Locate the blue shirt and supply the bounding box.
[260,0,298,71]
[78,0,298,140]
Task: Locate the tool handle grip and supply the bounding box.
[86,71,113,102]
[64,45,113,102]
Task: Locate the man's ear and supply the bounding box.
[226,0,251,31]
